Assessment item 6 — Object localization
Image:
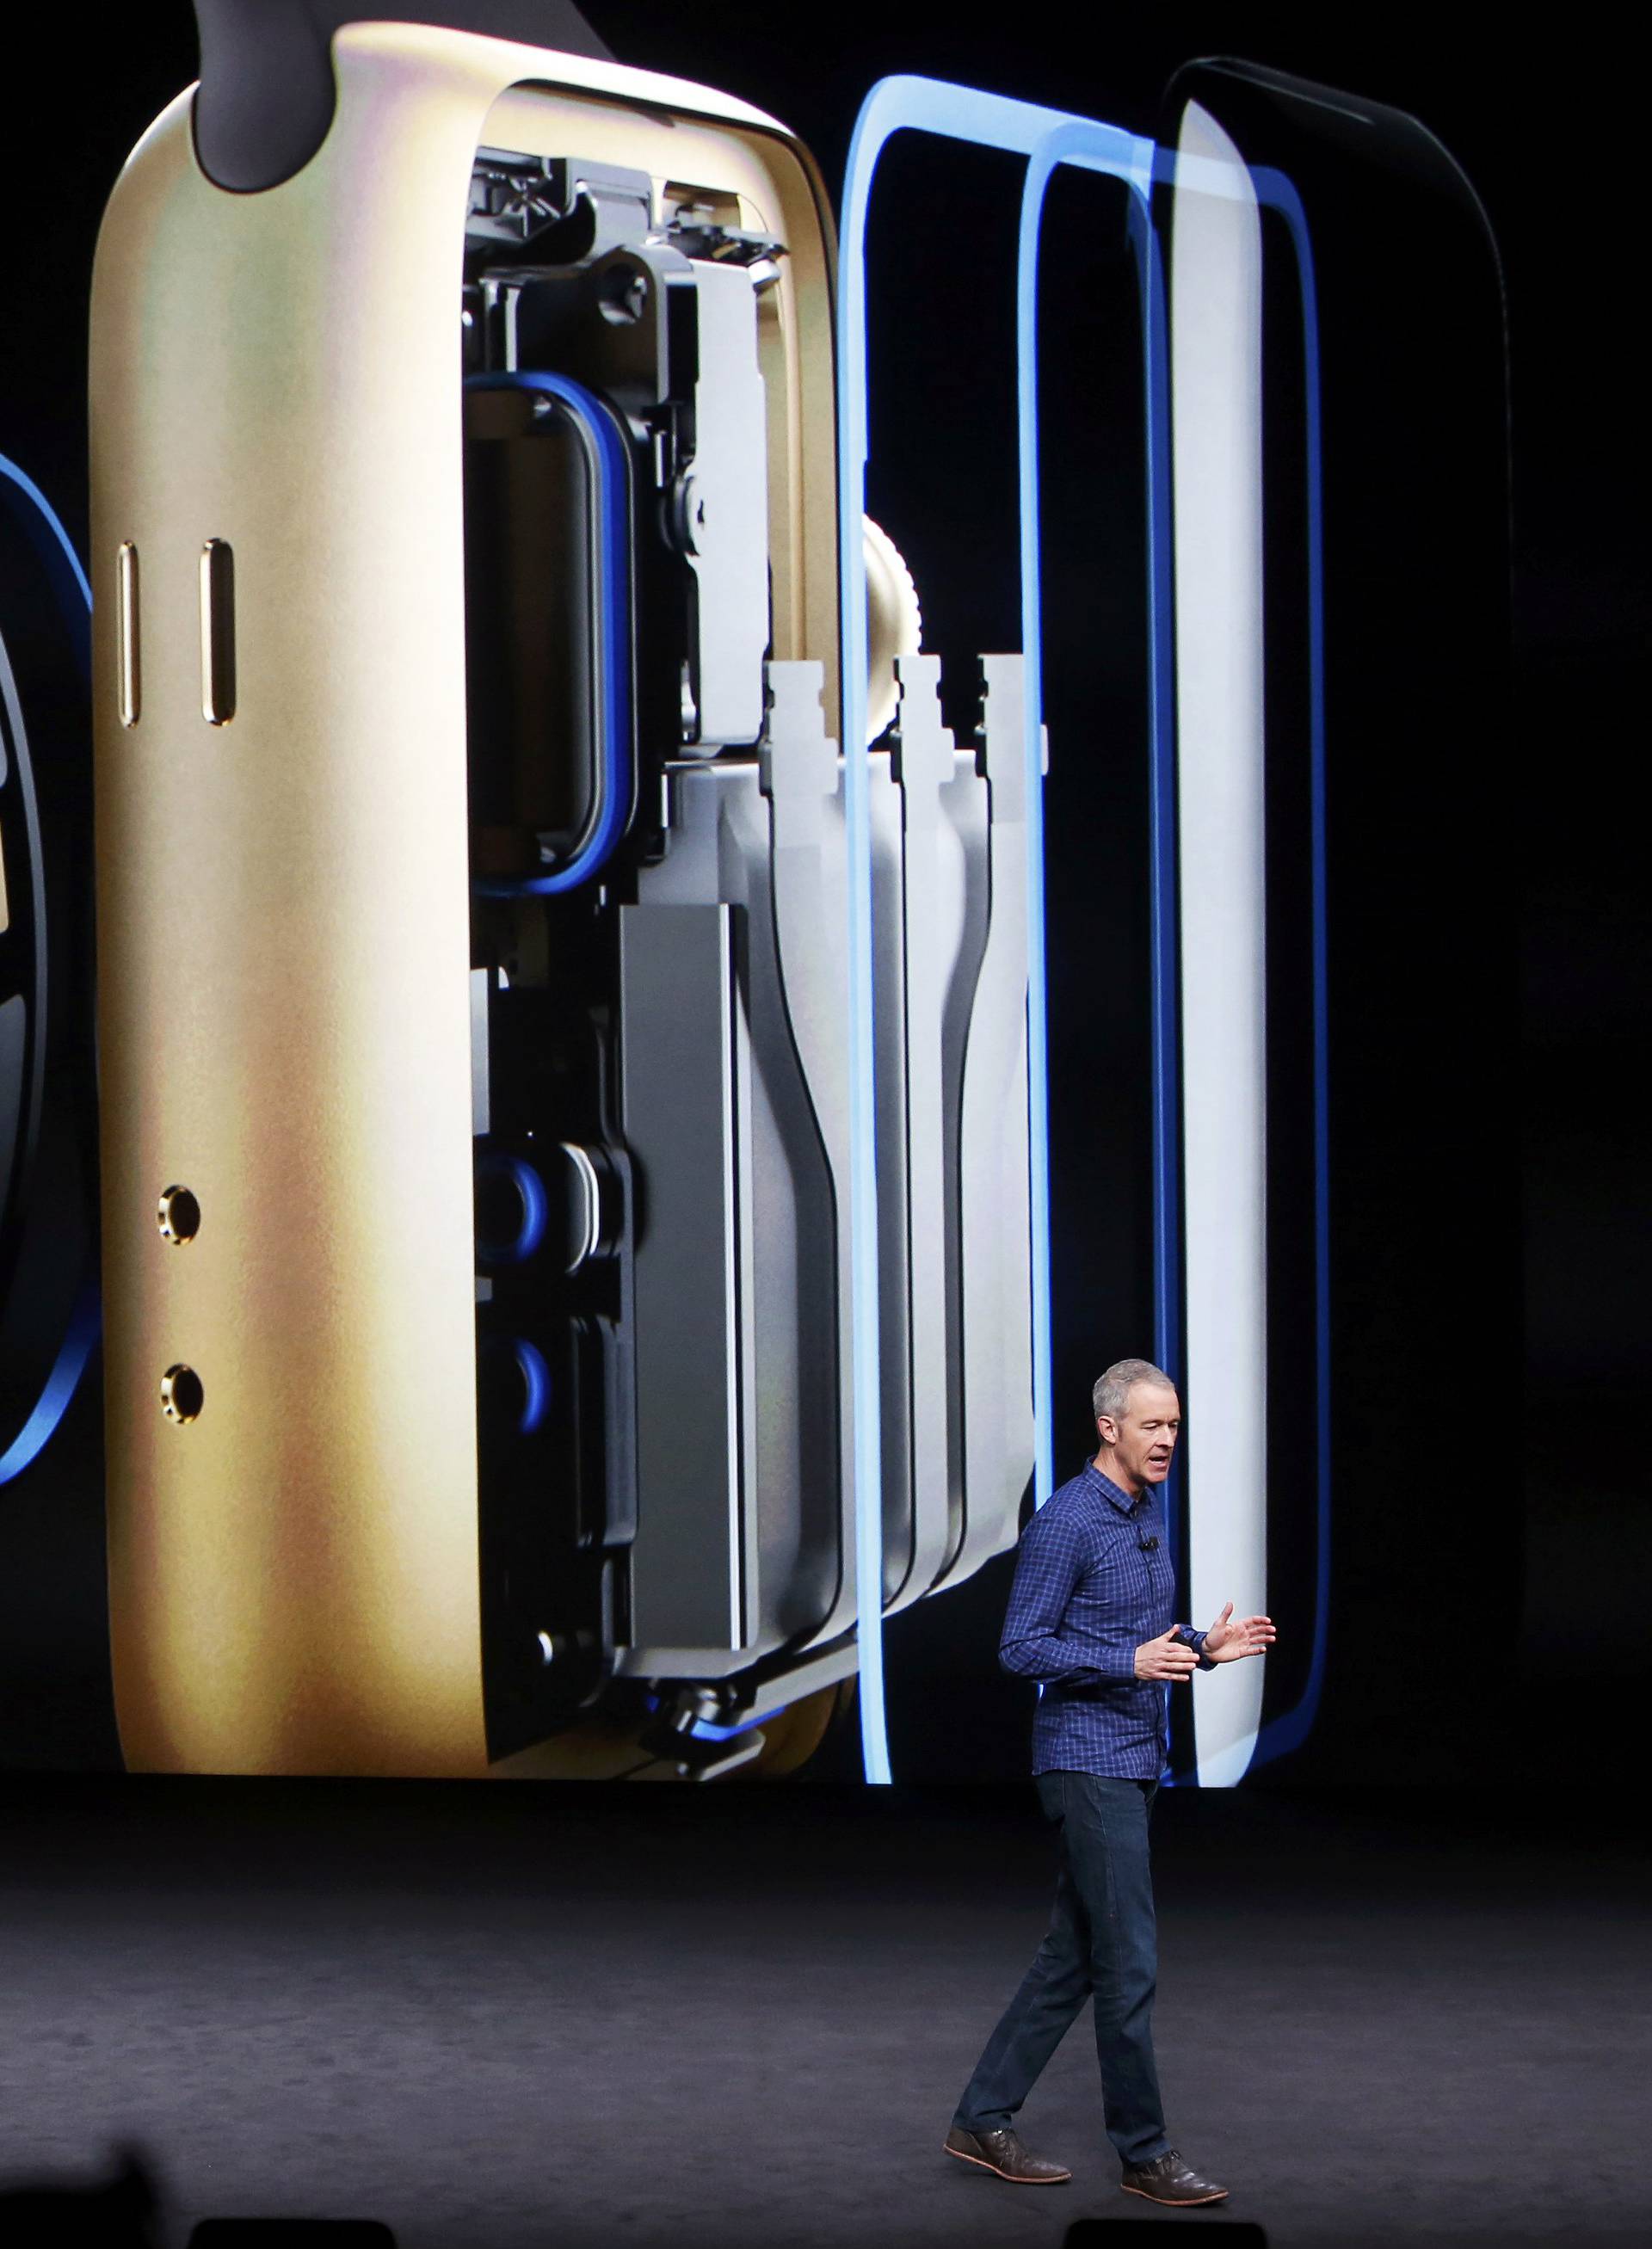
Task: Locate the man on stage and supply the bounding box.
[945,1358,1274,2204]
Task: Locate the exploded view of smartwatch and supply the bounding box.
[0,7,1510,1787]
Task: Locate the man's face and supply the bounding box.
[1097,1382,1182,1488]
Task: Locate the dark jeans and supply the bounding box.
[953,1771,1169,2169]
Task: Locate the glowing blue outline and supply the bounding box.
[476,1150,550,1266]
[0,453,92,624]
[1015,122,1163,1510]
[1016,126,1169,1749]
[513,1336,551,1435]
[1125,185,1184,1518]
[464,372,633,897]
[1020,142,1331,1779]
[1138,146,1330,1778]
[0,453,98,1488]
[0,1279,100,1485]
[841,90,1331,1787]
[839,80,1156,1783]
[688,1706,786,1743]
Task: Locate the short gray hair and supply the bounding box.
[1093,1359,1177,1426]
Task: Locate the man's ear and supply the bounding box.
[1095,1415,1118,1447]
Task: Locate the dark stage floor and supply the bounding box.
[3,1781,1646,2249]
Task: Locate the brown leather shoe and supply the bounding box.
[944,2125,1072,2184]
[1120,2148,1229,2204]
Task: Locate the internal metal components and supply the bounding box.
[461,140,1035,1763]
[464,148,777,819]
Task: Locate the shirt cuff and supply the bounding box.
[1184,1626,1216,1671]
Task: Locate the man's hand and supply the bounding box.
[1201,1603,1276,1663]
[1135,1626,1199,1682]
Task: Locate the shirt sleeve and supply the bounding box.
[1183,1624,1217,1671]
[998,1509,1140,1687]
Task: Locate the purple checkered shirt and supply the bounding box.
[999,1461,1211,1778]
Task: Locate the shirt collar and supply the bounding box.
[1084,1462,1145,1515]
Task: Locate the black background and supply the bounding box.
[0,3,1644,1785]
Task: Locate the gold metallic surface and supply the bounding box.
[91,25,839,1777]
